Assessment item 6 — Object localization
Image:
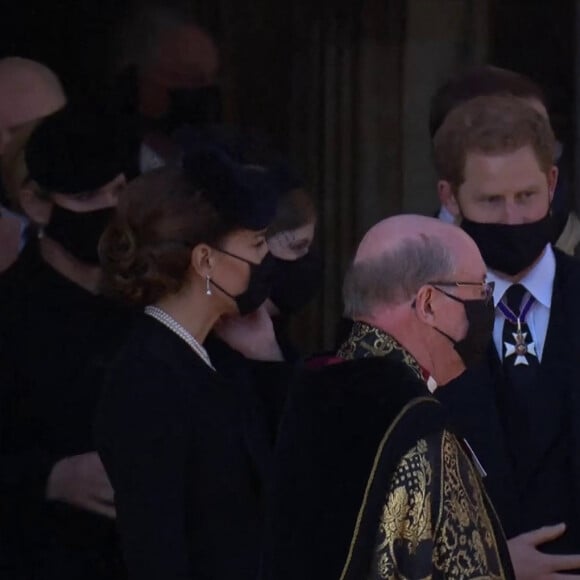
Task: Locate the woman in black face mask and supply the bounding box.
[258,184,322,362]
[175,129,323,361]
[266,186,321,316]
[0,106,137,580]
[16,105,132,287]
[96,151,281,580]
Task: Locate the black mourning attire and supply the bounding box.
[437,248,580,556]
[0,241,131,579]
[96,314,276,580]
[260,322,513,580]
[204,334,295,445]
[0,104,138,579]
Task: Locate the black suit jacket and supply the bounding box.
[437,248,580,552]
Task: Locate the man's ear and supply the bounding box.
[414,285,437,327]
[97,173,127,206]
[547,165,559,205]
[111,173,127,192]
[438,180,461,220]
[19,182,52,225]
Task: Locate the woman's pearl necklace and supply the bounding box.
[144,305,215,371]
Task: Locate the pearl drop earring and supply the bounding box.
[205,274,212,296]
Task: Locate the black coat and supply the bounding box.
[437,248,580,553]
[260,357,446,580]
[260,353,513,580]
[0,243,131,580]
[96,315,276,580]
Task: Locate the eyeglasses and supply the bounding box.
[429,280,495,303]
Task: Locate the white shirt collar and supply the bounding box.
[487,244,555,309]
[438,205,456,224]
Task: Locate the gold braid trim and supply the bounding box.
[338,321,424,382]
[338,396,441,580]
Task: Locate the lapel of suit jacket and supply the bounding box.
[438,346,516,486]
[517,250,576,485]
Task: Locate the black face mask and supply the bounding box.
[167,85,223,131]
[461,213,554,276]
[210,249,276,316]
[432,288,495,368]
[44,205,115,265]
[270,251,323,315]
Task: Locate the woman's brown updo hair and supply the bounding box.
[99,165,231,306]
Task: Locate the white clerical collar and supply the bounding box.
[426,376,438,393]
[487,244,555,309]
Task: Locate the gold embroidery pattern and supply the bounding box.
[369,432,509,580]
[338,321,424,381]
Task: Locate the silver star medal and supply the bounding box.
[504,323,537,366]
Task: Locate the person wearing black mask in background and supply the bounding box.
[96,150,281,580]
[264,178,322,360]
[267,181,320,317]
[108,3,223,175]
[434,95,580,578]
[0,105,133,580]
[429,65,580,256]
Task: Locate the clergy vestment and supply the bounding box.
[260,322,513,580]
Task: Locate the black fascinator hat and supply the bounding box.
[26,105,134,195]
[182,145,282,231]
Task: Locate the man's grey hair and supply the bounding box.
[343,233,456,318]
